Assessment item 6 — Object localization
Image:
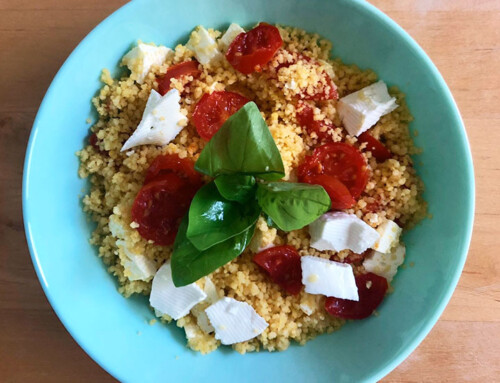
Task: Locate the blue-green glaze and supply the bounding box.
[22,0,474,382]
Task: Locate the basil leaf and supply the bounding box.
[256,182,331,231]
[195,102,285,181]
[263,213,280,230]
[187,181,261,251]
[171,215,255,287]
[214,175,257,203]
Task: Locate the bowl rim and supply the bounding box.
[22,0,475,381]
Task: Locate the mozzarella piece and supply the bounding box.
[363,244,406,282]
[218,23,245,51]
[122,43,172,84]
[205,297,268,345]
[150,262,207,320]
[109,215,157,281]
[121,89,186,151]
[301,256,359,301]
[187,26,222,65]
[338,81,398,136]
[190,278,220,333]
[309,212,380,253]
[372,220,402,253]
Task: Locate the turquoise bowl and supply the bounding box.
[23,0,474,381]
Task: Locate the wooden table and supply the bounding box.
[1,0,498,381]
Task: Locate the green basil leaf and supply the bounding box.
[256,182,331,231]
[214,175,257,203]
[187,181,261,251]
[171,215,255,287]
[195,102,285,181]
[263,213,280,230]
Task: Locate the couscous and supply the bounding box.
[78,23,427,354]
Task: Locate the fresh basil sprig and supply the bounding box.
[172,215,255,287]
[195,102,285,181]
[214,175,256,203]
[187,182,260,251]
[256,182,331,231]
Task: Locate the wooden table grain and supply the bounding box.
[1,0,498,381]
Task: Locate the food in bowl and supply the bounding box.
[77,22,427,354]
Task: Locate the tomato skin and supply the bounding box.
[325,272,388,319]
[358,132,392,162]
[226,23,283,74]
[302,174,355,210]
[296,102,336,141]
[253,245,303,295]
[192,91,249,140]
[157,61,201,96]
[298,143,369,199]
[144,153,202,186]
[131,173,196,246]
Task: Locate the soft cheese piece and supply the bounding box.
[372,220,402,254]
[218,23,245,51]
[187,26,222,65]
[309,212,380,253]
[363,244,406,282]
[190,278,220,333]
[121,89,186,151]
[122,43,172,84]
[109,215,157,281]
[338,81,398,136]
[150,262,207,320]
[205,297,269,345]
[301,256,359,301]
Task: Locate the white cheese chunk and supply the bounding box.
[363,244,406,282]
[205,297,268,345]
[218,23,245,51]
[338,81,398,136]
[121,89,186,151]
[190,277,220,333]
[109,215,157,281]
[150,262,207,320]
[116,240,157,281]
[309,212,380,253]
[122,43,172,84]
[372,220,402,254]
[301,256,359,301]
[187,26,222,65]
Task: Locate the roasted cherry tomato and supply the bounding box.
[325,272,388,319]
[358,132,392,162]
[226,23,283,74]
[296,102,336,141]
[192,91,249,140]
[302,174,355,210]
[253,245,302,295]
[131,173,197,246]
[157,60,201,96]
[298,143,369,199]
[144,153,202,186]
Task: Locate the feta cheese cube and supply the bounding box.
[150,262,207,320]
[187,26,222,65]
[109,214,157,281]
[301,256,359,301]
[205,297,268,345]
[190,277,221,333]
[121,89,186,151]
[363,244,406,282]
[116,240,157,281]
[309,212,380,253]
[122,43,172,84]
[218,23,245,51]
[372,220,402,253]
[338,81,398,136]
